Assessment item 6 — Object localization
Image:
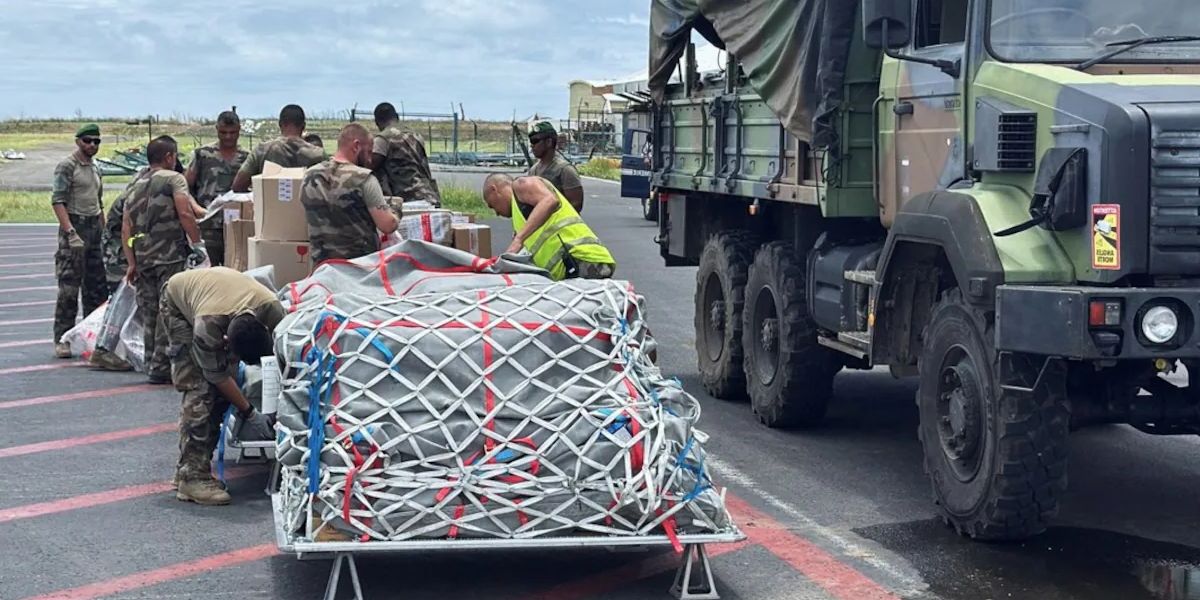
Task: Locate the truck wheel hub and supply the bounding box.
[937,360,982,472]
[761,318,778,352]
[710,300,726,332]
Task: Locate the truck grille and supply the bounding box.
[996,114,1036,171]
[1150,129,1200,268]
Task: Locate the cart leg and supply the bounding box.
[324,553,364,600]
[266,460,281,496]
[670,544,719,600]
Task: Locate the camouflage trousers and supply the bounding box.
[136,261,185,379]
[575,260,615,280]
[200,223,224,268]
[161,293,228,483]
[54,215,109,341]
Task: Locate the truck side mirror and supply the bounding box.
[863,0,912,49]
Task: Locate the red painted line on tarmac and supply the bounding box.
[0,317,52,326]
[2,285,56,293]
[0,384,156,409]
[0,361,86,376]
[26,543,281,600]
[0,273,52,281]
[0,338,47,349]
[0,262,53,269]
[0,299,55,308]
[0,422,175,459]
[723,494,899,600]
[0,467,260,524]
[529,540,752,600]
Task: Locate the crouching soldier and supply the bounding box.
[161,266,281,505]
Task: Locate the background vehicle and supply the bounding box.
[620,126,654,220]
[648,0,1200,540]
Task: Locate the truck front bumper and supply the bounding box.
[996,285,1200,359]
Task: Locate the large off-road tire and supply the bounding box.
[743,242,842,427]
[695,231,756,399]
[917,289,1069,540]
[642,197,659,222]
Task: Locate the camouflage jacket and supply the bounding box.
[372,125,440,204]
[237,136,325,179]
[301,159,387,263]
[102,168,150,282]
[126,169,190,267]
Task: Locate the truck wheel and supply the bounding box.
[642,197,659,222]
[917,290,1069,540]
[743,242,842,427]
[695,231,755,399]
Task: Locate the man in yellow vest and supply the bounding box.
[482,173,615,280]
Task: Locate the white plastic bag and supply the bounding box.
[59,303,107,360]
[96,281,135,351]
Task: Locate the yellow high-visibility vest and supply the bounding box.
[511,180,614,280]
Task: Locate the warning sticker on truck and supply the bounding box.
[1092,204,1120,270]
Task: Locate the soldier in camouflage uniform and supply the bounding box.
[301,124,399,263]
[122,136,209,384]
[51,123,109,358]
[371,102,442,208]
[231,104,325,193]
[186,111,248,267]
[161,267,280,505]
[527,121,584,213]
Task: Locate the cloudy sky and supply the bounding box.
[0,0,653,121]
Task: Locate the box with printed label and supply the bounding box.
[247,237,312,286]
[398,210,454,245]
[452,224,493,258]
[224,219,255,271]
[251,161,309,241]
[451,212,475,225]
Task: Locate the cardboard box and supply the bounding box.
[224,219,255,271]
[399,210,454,245]
[452,224,493,258]
[252,161,309,241]
[222,197,254,225]
[248,237,313,286]
[451,212,475,225]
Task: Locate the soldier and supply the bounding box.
[526,121,584,213]
[186,110,248,267]
[371,102,441,207]
[50,123,108,358]
[301,123,399,263]
[122,135,209,384]
[482,173,615,280]
[303,133,324,149]
[230,104,325,192]
[160,267,279,505]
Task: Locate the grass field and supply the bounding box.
[576,157,620,181]
[438,185,490,217]
[0,189,125,223]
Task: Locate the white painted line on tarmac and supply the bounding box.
[707,455,926,592]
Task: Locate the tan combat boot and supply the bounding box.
[89,349,133,372]
[177,479,232,505]
[54,342,72,359]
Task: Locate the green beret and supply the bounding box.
[529,121,556,137]
[75,123,100,138]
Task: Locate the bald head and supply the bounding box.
[482,173,515,217]
[334,123,373,168]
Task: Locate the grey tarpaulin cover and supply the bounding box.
[649,0,859,148]
[273,241,734,542]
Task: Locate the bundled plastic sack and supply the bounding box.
[273,241,734,543]
[59,303,107,361]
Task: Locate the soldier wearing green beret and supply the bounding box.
[527,121,584,213]
[51,123,109,359]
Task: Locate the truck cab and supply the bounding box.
[650,0,1200,541]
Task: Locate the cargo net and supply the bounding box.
[274,242,733,545]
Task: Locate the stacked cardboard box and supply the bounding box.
[223,198,255,271]
[247,162,312,285]
[451,224,493,258]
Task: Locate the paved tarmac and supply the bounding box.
[0,173,1197,599]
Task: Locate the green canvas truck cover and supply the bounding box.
[649,0,859,149]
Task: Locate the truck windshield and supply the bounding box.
[988,0,1200,64]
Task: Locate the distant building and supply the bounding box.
[567,81,629,120]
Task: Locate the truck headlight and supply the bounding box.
[1140,306,1179,345]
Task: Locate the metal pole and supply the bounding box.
[451,105,459,165]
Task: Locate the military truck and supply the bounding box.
[647,0,1200,540]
